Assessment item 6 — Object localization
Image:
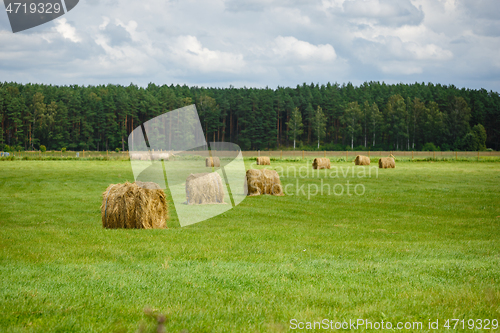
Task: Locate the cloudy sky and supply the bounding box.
[0,0,499,91]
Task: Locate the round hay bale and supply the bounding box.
[205,157,221,167]
[152,152,170,161]
[354,155,371,165]
[130,152,151,161]
[129,152,142,160]
[378,157,395,169]
[256,156,271,165]
[312,158,331,169]
[246,169,284,196]
[186,172,225,205]
[101,182,168,229]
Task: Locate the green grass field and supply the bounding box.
[1,160,499,332]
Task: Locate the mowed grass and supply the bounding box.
[0,160,499,332]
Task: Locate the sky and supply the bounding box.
[0,0,499,91]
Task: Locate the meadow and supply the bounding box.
[0,159,499,332]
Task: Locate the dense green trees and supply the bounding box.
[286,107,303,149]
[311,106,326,149]
[0,81,499,152]
[461,124,487,151]
[342,102,362,149]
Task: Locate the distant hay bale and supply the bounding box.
[246,169,284,196]
[129,152,151,161]
[129,152,140,160]
[256,156,271,165]
[186,172,225,205]
[379,157,395,169]
[101,181,167,229]
[131,152,170,161]
[205,156,221,167]
[312,158,331,169]
[354,155,371,165]
[153,152,170,161]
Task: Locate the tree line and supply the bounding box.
[0,81,498,152]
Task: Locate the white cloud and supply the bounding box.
[380,62,422,75]
[272,7,311,25]
[115,19,139,41]
[99,17,110,30]
[0,0,498,90]
[224,0,320,12]
[54,18,81,43]
[320,0,346,11]
[273,36,336,62]
[340,0,424,27]
[92,35,156,75]
[168,35,245,74]
[406,43,453,60]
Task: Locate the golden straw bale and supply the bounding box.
[312,158,331,169]
[185,172,225,205]
[378,157,396,169]
[205,157,221,167]
[246,169,284,196]
[354,155,371,165]
[256,156,271,165]
[101,181,167,229]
